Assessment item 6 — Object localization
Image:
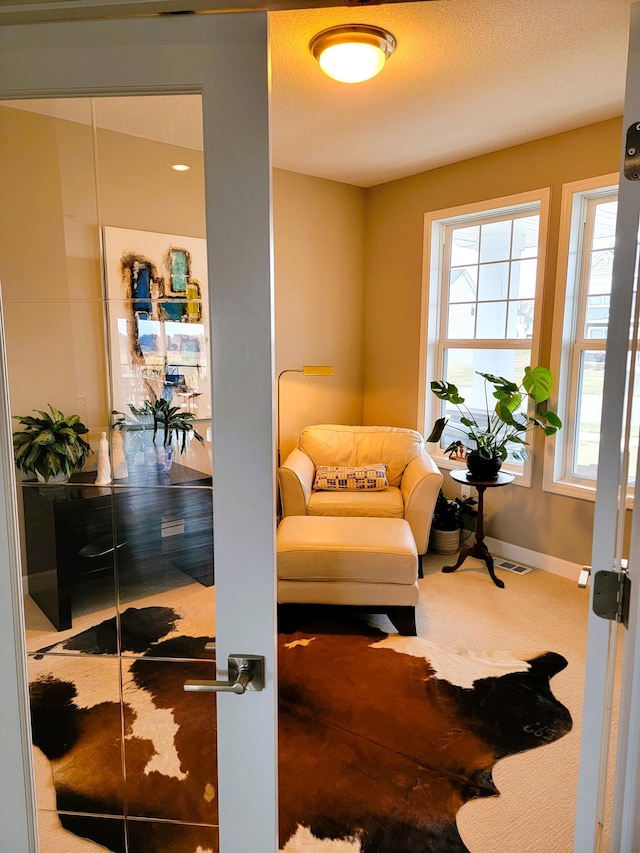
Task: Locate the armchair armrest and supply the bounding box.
[401,450,443,554]
[278,447,315,517]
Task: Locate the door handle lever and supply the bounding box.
[184,654,264,694]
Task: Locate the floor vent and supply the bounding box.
[495,559,533,575]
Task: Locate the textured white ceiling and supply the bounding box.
[3,0,631,188]
[269,0,631,186]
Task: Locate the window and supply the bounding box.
[420,190,550,484]
[545,175,620,499]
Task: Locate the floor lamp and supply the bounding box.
[276,365,333,468]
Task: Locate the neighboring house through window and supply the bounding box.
[419,189,550,486]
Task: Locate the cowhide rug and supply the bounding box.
[29,606,572,853]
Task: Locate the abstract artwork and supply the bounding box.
[103,227,210,420]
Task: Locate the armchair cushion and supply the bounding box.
[299,424,423,488]
[313,464,388,491]
[308,487,404,518]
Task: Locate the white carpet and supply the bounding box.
[412,553,611,853]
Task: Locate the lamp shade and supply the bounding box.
[310,25,396,84]
[301,365,334,376]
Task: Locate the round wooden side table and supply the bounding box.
[442,468,515,588]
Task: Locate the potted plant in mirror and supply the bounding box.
[113,397,204,473]
[12,404,92,483]
[429,488,477,555]
[427,366,562,481]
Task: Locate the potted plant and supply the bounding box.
[427,365,562,480]
[429,488,477,554]
[128,398,204,451]
[13,404,92,483]
[113,397,204,472]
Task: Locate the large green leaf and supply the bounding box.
[14,415,46,427]
[426,417,448,443]
[494,392,523,425]
[43,450,62,475]
[477,372,518,395]
[13,442,31,465]
[57,427,80,440]
[544,410,563,428]
[33,429,56,446]
[46,404,65,422]
[430,380,465,405]
[23,445,43,470]
[522,365,553,402]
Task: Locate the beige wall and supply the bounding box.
[0,111,210,450]
[274,169,366,462]
[0,106,366,469]
[363,118,623,566]
[1,102,625,566]
[0,108,90,425]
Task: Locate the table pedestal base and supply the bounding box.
[441,470,514,590]
[442,540,505,589]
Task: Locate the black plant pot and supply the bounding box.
[466,451,502,481]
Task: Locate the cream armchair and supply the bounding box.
[278,424,443,555]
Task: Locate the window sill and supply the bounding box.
[542,477,596,502]
[428,447,529,486]
[543,475,635,509]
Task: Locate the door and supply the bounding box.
[0,14,277,852]
[575,3,640,849]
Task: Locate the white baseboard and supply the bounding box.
[485,537,582,582]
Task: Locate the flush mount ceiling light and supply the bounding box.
[171,163,191,172]
[310,24,396,84]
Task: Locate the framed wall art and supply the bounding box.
[103,226,211,423]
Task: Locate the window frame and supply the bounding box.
[543,174,619,502]
[418,189,551,488]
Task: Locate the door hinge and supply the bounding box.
[624,122,640,180]
[593,565,631,628]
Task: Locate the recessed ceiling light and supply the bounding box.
[310,25,396,84]
[171,163,191,172]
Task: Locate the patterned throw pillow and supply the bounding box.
[313,464,388,491]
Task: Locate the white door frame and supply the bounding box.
[609,6,640,847]
[0,14,277,851]
[575,3,640,849]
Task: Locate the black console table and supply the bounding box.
[22,463,213,631]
